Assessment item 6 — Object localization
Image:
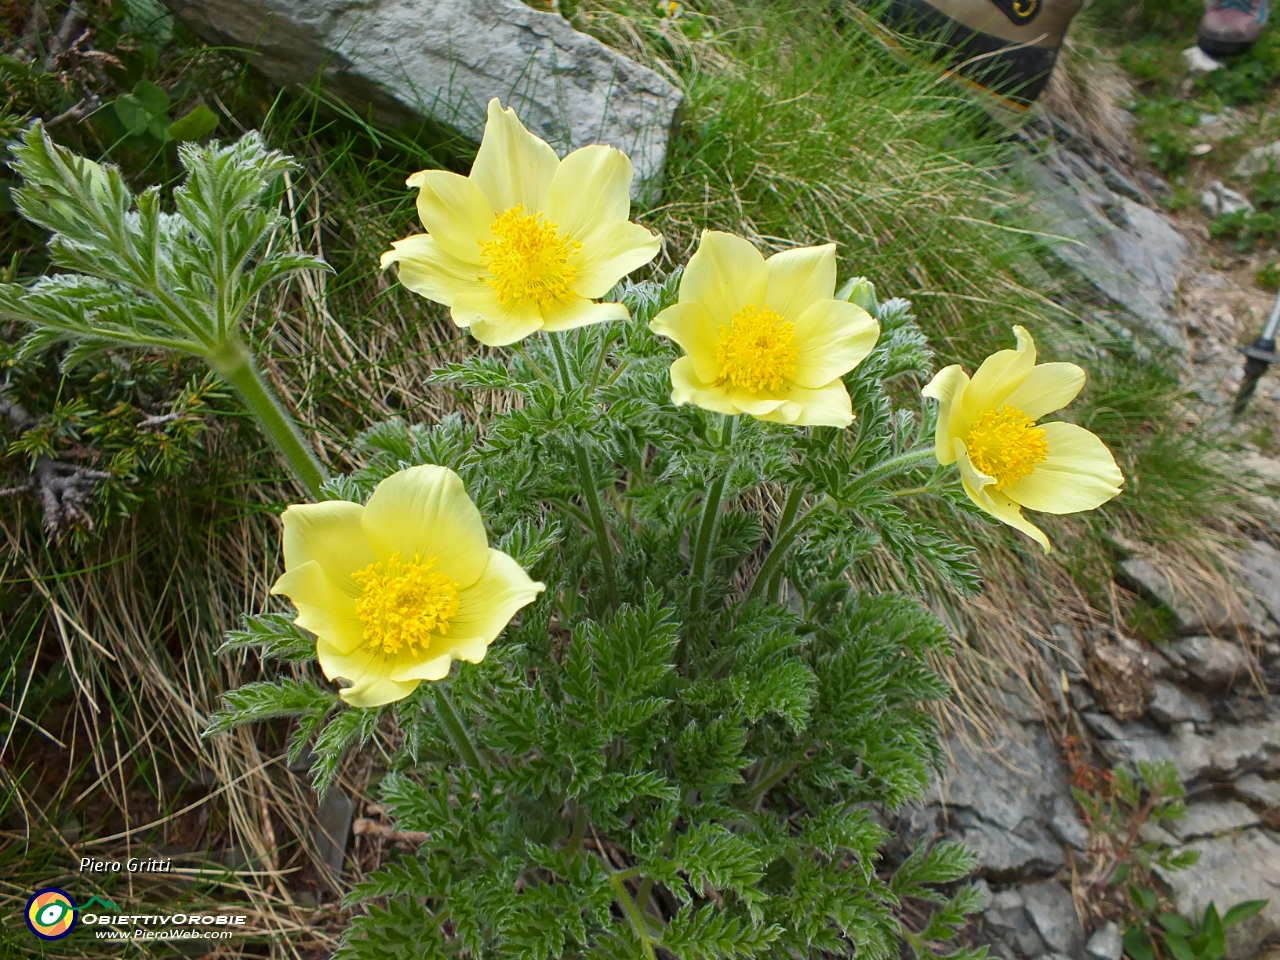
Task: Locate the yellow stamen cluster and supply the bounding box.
[479,205,579,307]
[715,305,799,393]
[965,405,1049,489]
[352,553,459,657]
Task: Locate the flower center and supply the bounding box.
[478,205,579,308]
[965,405,1049,490]
[352,553,459,657]
[714,305,798,393]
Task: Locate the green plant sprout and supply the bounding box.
[1075,761,1269,960]
[0,122,330,495]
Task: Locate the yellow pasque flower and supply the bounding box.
[922,325,1123,552]
[649,231,880,427]
[270,465,544,707]
[380,98,662,346]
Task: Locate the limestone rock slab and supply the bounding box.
[1169,800,1261,841]
[1161,829,1280,958]
[1021,148,1186,344]
[160,0,683,199]
[1148,679,1210,726]
[1120,558,1244,636]
[927,725,1075,880]
[1169,635,1251,688]
[1022,880,1085,958]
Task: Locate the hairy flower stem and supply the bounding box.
[574,440,621,608]
[207,337,328,498]
[430,686,490,774]
[548,333,620,607]
[746,496,832,603]
[609,873,658,960]
[763,486,806,601]
[689,416,736,612]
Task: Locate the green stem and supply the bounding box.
[689,417,736,612]
[548,332,574,390]
[430,686,489,775]
[746,497,831,603]
[513,344,556,389]
[564,800,588,856]
[763,487,805,602]
[574,439,620,608]
[743,757,799,809]
[208,337,328,498]
[609,873,658,960]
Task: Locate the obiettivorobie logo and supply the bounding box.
[26,888,249,944]
[25,888,77,941]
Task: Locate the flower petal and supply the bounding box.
[1001,362,1086,421]
[921,364,970,466]
[669,355,739,414]
[382,233,488,307]
[451,288,545,345]
[279,500,374,597]
[271,560,366,655]
[764,244,837,321]
[650,301,722,383]
[955,438,1051,552]
[572,220,662,299]
[316,640,421,707]
[679,231,768,328]
[790,299,879,388]
[361,465,491,590]
[961,324,1037,421]
[447,549,545,649]
[548,144,632,240]
[470,98,560,215]
[758,379,854,428]
[1004,421,1123,514]
[389,653,455,683]
[540,297,629,333]
[407,169,494,263]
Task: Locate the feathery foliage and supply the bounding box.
[213,269,985,958]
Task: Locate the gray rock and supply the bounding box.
[160,0,683,200]
[1051,794,1091,851]
[1022,880,1085,958]
[1235,773,1280,810]
[1121,559,1244,635]
[1022,149,1186,343]
[1169,635,1251,688]
[1169,800,1261,840]
[1237,540,1280,629]
[927,725,1074,880]
[1201,180,1255,218]
[314,786,356,885]
[1098,716,1280,784]
[1095,719,1212,783]
[1148,680,1211,726]
[1051,623,1087,680]
[985,888,1049,958]
[952,809,1066,879]
[1232,140,1280,178]
[1161,829,1280,958]
[1087,922,1123,960]
[1082,711,1127,741]
[1138,820,1180,846]
[970,877,994,911]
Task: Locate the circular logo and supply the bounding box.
[25,888,77,940]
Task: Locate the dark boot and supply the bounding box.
[859,0,1084,102]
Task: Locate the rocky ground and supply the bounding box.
[900,100,1280,959]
